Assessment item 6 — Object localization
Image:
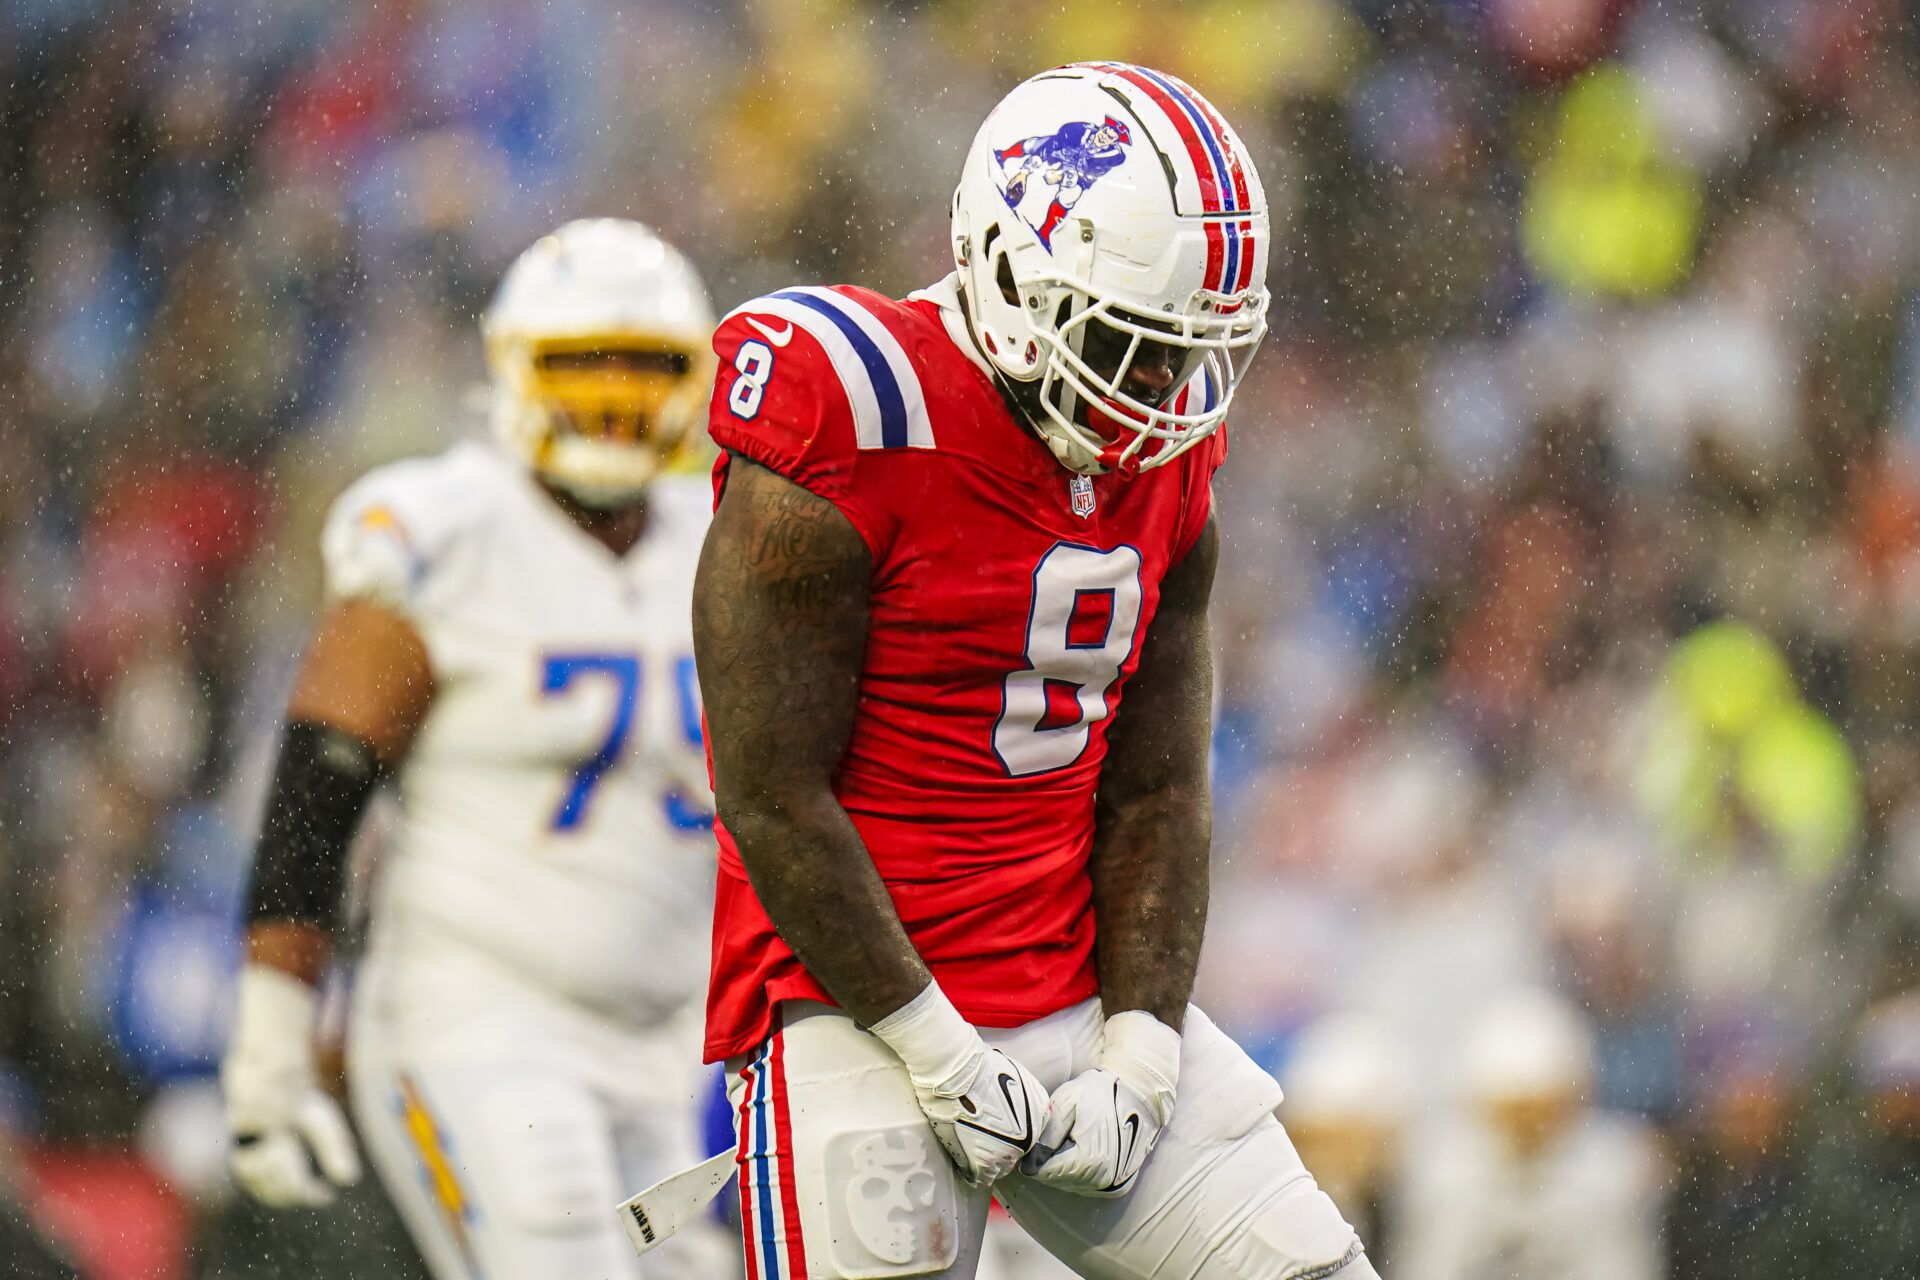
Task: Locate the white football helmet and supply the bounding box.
[483,219,716,507]
[951,63,1270,475]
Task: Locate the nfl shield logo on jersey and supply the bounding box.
[1070,474,1097,518]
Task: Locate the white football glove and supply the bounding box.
[869,982,1051,1188]
[1021,1010,1180,1197]
[220,965,363,1207]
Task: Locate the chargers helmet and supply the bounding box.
[483,219,716,507]
[951,63,1270,476]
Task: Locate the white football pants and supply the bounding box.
[724,997,1378,1280]
[348,942,732,1280]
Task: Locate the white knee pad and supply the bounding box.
[1232,1172,1371,1280]
[820,1121,963,1278]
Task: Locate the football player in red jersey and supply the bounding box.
[691,64,1380,1279]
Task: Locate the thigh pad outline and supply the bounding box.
[1217,1133,1369,1280]
[820,1122,963,1279]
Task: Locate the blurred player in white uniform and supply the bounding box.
[219,219,732,1279]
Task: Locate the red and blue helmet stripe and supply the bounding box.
[1075,62,1259,294]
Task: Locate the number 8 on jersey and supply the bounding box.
[993,543,1144,777]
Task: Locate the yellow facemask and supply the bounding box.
[524,333,705,448]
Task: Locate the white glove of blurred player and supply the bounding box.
[220,964,363,1207]
[1021,1010,1179,1197]
[869,982,1051,1187]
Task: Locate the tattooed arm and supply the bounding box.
[694,455,930,1025]
[1088,514,1220,1030]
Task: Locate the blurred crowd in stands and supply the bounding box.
[2,0,1919,1276]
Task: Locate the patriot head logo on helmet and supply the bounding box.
[952,63,1269,477]
[994,114,1134,248]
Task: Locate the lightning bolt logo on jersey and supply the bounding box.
[701,278,1226,1063]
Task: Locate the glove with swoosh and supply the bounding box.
[869,982,1052,1187]
[1020,1010,1180,1197]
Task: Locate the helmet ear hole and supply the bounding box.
[988,231,1018,305]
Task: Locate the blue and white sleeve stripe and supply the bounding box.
[722,287,934,451]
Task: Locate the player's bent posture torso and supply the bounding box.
[697,282,1376,1280]
[705,282,1219,1061]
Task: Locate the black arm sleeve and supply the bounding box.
[243,719,387,928]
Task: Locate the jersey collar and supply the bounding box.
[909,273,996,380]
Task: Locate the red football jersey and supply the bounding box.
[702,280,1225,1062]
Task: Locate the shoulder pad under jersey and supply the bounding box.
[707,285,937,495]
[320,444,499,613]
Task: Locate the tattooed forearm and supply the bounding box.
[694,455,931,1024]
[1089,516,1220,1030]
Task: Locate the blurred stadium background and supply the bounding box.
[3,0,1920,1276]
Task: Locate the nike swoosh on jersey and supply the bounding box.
[954,1072,1034,1149]
[744,316,794,347]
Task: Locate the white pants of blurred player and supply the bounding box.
[348,939,733,1280]
[724,998,1377,1280]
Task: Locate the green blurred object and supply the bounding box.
[1667,620,1798,737]
[1639,621,1861,877]
[1522,65,1703,298]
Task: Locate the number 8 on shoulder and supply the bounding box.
[728,341,775,420]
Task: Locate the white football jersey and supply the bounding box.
[322,441,714,1027]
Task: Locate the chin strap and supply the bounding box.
[1097,444,1141,478]
[1045,431,1110,477]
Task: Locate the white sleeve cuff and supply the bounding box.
[868,981,981,1089]
[1100,1009,1181,1123]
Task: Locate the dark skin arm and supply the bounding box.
[1089,513,1219,1031]
[694,455,930,1025]
[247,598,434,985]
